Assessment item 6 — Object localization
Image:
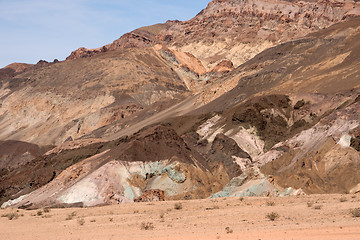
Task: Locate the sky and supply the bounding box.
[0,0,210,68]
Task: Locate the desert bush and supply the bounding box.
[339,197,347,202]
[77,218,85,226]
[225,227,233,234]
[43,208,51,213]
[37,210,43,216]
[313,205,322,210]
[141,222,154,230]
[65,211,77,220]
[266,200,275,206]
[1,212,20,220]
[350,208,360,218]
[174,202,183,210]
[307,202,313,207]
[266,212,279,221]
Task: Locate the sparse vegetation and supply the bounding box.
[90,219,96,222]
[141,222,154,230]
[266,212,279,221]
[314,205,322,210]
[43,208,51,213]
[266,200,275,206]
[37,210,43,216]
[350,208,360,218]
[239,197,244,202]
[225,227,233,234]
[65,211,77,220]
[174,202,183,210]
[339,197,347,202]
[1,212,20,220]
[206,205,220,210]
[77,218,85,226]
[109,217,113,222]
[307,202,313,207]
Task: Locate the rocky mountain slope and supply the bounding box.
[68,0,360,69]
[1,0,360,208]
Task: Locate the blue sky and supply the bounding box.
[0,0,210,68]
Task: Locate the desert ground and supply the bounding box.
[1,194,359,240]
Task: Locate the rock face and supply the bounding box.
[1,1,360,208]
[0,125,231,208]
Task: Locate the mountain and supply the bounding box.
[1,0,360,208]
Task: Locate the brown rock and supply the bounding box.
[210,60,234,73]
[134,189,165,202]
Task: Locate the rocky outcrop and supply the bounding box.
[134,189,165,202]
[209,60,234,73]
[66,46,107,60]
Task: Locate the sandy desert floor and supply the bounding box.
[1,194,360,240]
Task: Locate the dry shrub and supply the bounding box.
[351,208,360,218]
[339,197,347,202]
[174,202,183,210]
[225,227,233,234]
[65,211,77,220]
[141,222,154,230]
[77,218,85,226]
[266,212,279,221]
[313,205,322,210]
[1,212,20,220]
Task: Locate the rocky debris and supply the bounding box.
[134,189,165,202]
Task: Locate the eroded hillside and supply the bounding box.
[1,1,360,208]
